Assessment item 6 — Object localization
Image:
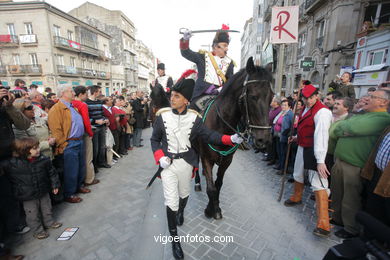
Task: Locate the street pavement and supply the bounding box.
[11,128,341,260]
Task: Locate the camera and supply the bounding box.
[10,89,23,99]
[0,85,11,102]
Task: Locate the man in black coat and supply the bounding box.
[132,90,145,147]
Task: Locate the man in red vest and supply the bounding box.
[284,84,332,237]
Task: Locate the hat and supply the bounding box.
[301,84,318,98]
[172,79,195,101]
[212,24,230,46]
[157,63,165,70]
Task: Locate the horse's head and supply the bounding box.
[150,83,170,123]
[240,57,274,149]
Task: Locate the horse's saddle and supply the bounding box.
[194,95,216,114]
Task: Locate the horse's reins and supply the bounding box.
[214,75,272,141]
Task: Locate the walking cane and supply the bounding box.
[277,89,302,202]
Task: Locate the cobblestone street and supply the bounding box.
[11,128,340,260]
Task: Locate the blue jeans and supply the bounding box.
[133,128,142,147]
[63,140,85,198]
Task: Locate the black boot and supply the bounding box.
[176,197,188,226]
[166,207,184,260]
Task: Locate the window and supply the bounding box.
[25,23,33,34]
[7,24,16,35]
[12,54,20,65]
[70,57,76,67]
[81,60,86,69]
[365,3,390,27]
[56,55,64,66]
[29,53,38,65]
[317,20,325,38]
[67,30,73,41]
[367,48,388,65]
[53,25,61,37]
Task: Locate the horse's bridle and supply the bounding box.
[214,74,272,140]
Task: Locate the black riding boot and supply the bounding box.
[167,206,184,260]
[176,197,188,226]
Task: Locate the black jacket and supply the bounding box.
[1,155,60,201]
[132,98,145,129]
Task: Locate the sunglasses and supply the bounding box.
[24,105,34,111]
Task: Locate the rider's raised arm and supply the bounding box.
[180,38,203,65]
[190,115,234,146]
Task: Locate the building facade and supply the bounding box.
[69,2,139,95]
[135,39,155,93]
[0,1,112,93]
[257,0,387,96]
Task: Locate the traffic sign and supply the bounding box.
[300,57,315,71]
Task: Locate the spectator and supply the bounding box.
[122,97,135,151]
[48,85,88,203]
[367,87,377,95]
[352,95,369,114]
[41,99,55,114]
[361,126,390,226]
[278,99,294,173]
[72,86,99,186]
[86,85,111,169]
[329,72,356,99]
[112,97,128,155]
[1,137,62,239]
[103,97,120,158]
[284,84,333,237]
[14,79,26,91]
[29,84,38,92]
[330,89,390,238]
[30,90,47,123]
[12,99,55,159]
[324,91,342,110]
[46,93,58,102]
[44,87,52,97]
[0,87,29,259]
[263,96,282,163]
[132,90,145,147]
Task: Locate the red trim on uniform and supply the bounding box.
[192,167,199,179]
[154,149,165,164]
[222,135,234,146]
[180,39,189,50]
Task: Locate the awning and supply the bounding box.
[353,64,388,73]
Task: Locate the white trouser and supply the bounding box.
[161,158,193,211]
[293,146,329,194]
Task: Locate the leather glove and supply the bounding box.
[159,156,172,169]
[231,133,244,144]
[183,29,192,41]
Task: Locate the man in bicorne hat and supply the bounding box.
[150,78,242,259]
[179,24,235,111]
[284,84,333,237]
[155,63,173,96]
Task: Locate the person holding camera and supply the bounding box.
[329,72,356,100]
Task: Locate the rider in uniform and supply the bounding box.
[180,24,235,111]
[150,78,243,259]
[155,63,173,97]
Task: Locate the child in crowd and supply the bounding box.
[0,137,62,239]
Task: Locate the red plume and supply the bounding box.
[221,24,229,30]
[178,69,197,82]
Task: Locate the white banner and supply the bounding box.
[270,6,299,44]
[20,34,37,44]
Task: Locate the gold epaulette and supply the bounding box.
[198,49,207,55]
[188,109,202,118]
[156,107,172,116]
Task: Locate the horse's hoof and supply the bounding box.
[194,184,202,192]
[204,208,213,218]
[213,211,223,220]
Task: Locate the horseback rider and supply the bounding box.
[180,24,235,111]
[154,63,173,97]
[150,78,243,259]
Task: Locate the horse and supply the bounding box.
[149,83,170,123]
[198,57,273,219]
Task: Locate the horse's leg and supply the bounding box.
[202,159,218,219]
[194,169,201,192]
[214,157,233,219]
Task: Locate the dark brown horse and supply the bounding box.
[198,57,273,219]
[149,83,170,123]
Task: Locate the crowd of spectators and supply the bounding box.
[0,79,151,259]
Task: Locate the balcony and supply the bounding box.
[23,65,42,75]
[20,34,38,45]
[53,36,81,53]
[80,44,99,57]
[8,65,26,75]
[96,71,110,80]
[0,35,19,47]
[305,0,326,14]
[82,68,96,78]
[0,66,7,76]
[98,50,111,61]
[57,65,81,77]
[316,36,324,50]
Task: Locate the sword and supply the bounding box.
[146,166,163,189]
[179,28,240,34]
